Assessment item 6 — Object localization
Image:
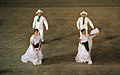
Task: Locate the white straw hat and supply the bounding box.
[80,11,88,15]
[36,9,43,14]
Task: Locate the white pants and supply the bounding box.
[38,29,44,42]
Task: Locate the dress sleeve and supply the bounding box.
[77,18,80,29]
[30,35,34,43]
[88,18,94,29]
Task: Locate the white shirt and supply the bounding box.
[32,16,48,30]
[80,35,88,43]
[30,35,41,45]
[77,17,94,30]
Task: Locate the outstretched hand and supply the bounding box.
[78,29,80,32]
[46,30,48,32]
[46,30,48,34]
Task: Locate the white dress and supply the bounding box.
[75,28,99,64]
[21,35,43,65]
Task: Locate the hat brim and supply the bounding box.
[80,13,88,15]
[36,11,43,14]
[80,11,88,15]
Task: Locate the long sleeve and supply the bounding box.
[77,18,82,39]
[80,31,82,39]
[77,18,80,29]
[88,18,94,29]
[43,17,48,30]
[32,17,36,29]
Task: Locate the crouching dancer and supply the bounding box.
[21,29,43,65]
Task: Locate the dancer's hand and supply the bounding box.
[46,30,48,34]
[46,30,48,32]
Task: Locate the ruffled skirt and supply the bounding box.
[21,45,43,65]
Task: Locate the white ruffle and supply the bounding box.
[21,45,43,65]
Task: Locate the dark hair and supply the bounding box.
[34,29,39,33]
[81,29,86,33]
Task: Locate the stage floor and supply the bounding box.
[0,0,120,75]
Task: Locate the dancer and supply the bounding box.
[32,9,49,43]
[21,29,43,65]
[75,28,99,64]
[77,11,94,38]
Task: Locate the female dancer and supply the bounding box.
[75,28,99,64]
[21,29,43,65]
